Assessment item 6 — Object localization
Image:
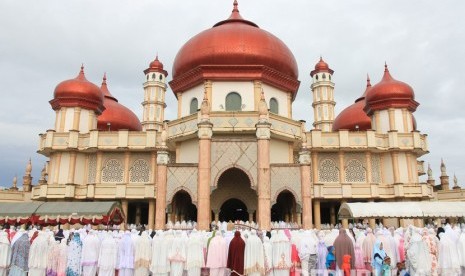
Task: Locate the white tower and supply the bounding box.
[142,55,168,131]
[310,57,335,132]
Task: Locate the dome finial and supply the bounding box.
[103,72,107,83]
[233,0,239,12]
[367,74,371,87]
[384,62,389,72]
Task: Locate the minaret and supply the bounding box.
[426,163,435,186]
[22,158,33,192]
[440,158,449,190]
[310,57,335,132]
[142,55,168,131]
[10,175,18,191]
[453,174,460,190]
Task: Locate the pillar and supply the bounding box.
[330,205,336,226]
[135,204,141,225]
[214,210,220,223]
[197,121,213,230]
[313,199,321,229]
[248,211,254,223]
[299,149,313,229]
[121,199,129,227]
[369,218,376,230]
[256,120,272,230]
[342,218,349,229]
[148,199,155,230]
[155,150,169,230]
[296,212,302,226]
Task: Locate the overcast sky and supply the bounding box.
[0,0,464,188]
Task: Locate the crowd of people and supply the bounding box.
[0,222,465,276]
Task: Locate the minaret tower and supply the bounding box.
[22,158,33,192]
[310,57,335,132]
[440,159,450,190]
[142,55,168,131]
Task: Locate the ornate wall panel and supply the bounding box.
[129,159,150,183]
[87,155,97,184]
[318,153,339,183]
[211,140,257,188]
[166,166,198,204]
[270,165,301,205]
[101,159,124,183]
[344,159,366,183]
[371,154,381,183]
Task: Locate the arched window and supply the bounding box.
[319,158,339,182]
[151,73,155,80]
[225,92,242,111]
[345,159,366,182]
[269,98,279,114]
[189,98,198,114]
[159,74,163,80]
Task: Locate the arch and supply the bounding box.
[319,158,339,182]
[213,164,255,189]
[219,198,248,222]
[225,92,242,111]
[211,167,257,214]
[272,186,300,206]
[345,159,366,182]
[271,190,297,223]
[189,98,198,115]
[167,186,197,206]
[269,98,279,114]
[170,190,197,222]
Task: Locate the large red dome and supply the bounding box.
[97,75,142,131]
[170,1,299,95]
[364,65,418,115]
[333,77,372,131]
[50,66,105,114]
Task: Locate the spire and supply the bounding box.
[258,88,268,118]
[367,74,372,87]
[233,0,238,12]
[440,158,447,176]
[226,0,244,20]
[12,175,18,190]
[200,84,210,119]
[427,163,433,180]
[100,73,115,99]
[25,158,32,176]
[77,64,86,80]
[453,174,459,188]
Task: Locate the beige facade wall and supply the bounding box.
[397,153,409,183]
[382,153,394,184]
[270,139,290,164]
[58,153,70,184]
[75,154,86,185]
[261,83,289,117]
[211,81,254,112]
[178,139,199,163]
[179,84,203,117]
[378,110,390,133]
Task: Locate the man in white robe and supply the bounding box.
[81,230,101,276]
[29,231,49,276]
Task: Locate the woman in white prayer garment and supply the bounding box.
[271,230,291,276]
[406,229,431,276]
[458,227,465,273]
[81,230,101,276]
[134,231,152,276]
[262,236,273,276]
[150,230,171,276]
[118,231,135,276]
[186,229,205,276]
[169,230,187,276]
[0,231,11,276]
[56,238,68,276]
[29,231,49,276]
[244,229,265,276]
[97,232,118,276]
[438,231,461,276]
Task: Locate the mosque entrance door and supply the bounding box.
[271,190,297,223]
[219,198,248,222]
[211,167,257,223]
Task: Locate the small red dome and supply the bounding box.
[333,76,372,131]
[50,65,105,114]
[97,74,142,131]
[310,57,334,77]
[144,55,168,76]
[170,1,299,94]
[364,64,418,115]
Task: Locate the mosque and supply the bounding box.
[0,1,463,231]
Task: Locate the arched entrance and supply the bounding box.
[211,167,257,223]
[271,190,297,223]
[170,190,197,222]
[219,198,248,222]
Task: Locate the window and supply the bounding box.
[159,74,163,81]
[225,92,242,111]
[269,98,279,114]
[151,73,155,80]
[190,98,198,114]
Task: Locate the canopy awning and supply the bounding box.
[338,201,465,219]
[0,201,124,225]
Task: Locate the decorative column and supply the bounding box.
[249,210,255,223]
[313,199,321,229]
[299,131,313,229]
[197,88,213,230]
[135,204,142,225]
[148,199,155,230]
[121,199,129,227]
[155,124,169,230]
[256,90,272,230]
